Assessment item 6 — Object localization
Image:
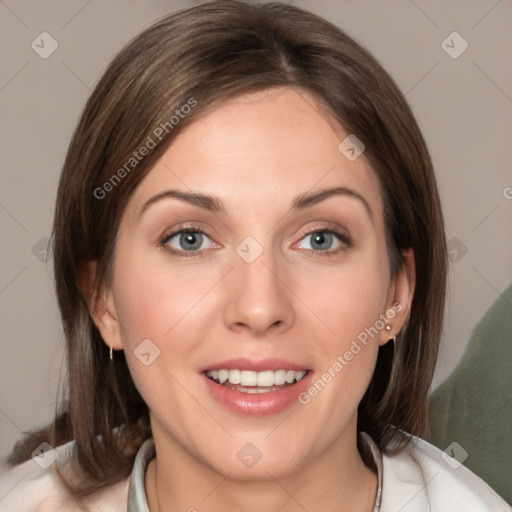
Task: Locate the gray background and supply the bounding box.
[1,0,511,461]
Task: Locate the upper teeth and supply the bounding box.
[206,369,307,386]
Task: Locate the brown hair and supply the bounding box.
[6,0,447,498]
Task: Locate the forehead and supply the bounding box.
[126,87,383,222]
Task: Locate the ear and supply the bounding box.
[80,260,124,351]
[379,248,415,346]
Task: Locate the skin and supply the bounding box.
[89,87,415,511]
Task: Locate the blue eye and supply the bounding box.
[161,230,214,253]
[297,231,347,252]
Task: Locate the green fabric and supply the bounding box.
[428,283,512,504]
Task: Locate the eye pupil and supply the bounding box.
[311,232,332,250]
[180,232,202,250]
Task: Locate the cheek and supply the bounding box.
[298,254,389,346]
[110,252,204,408]
[111,248,216,348]
[293,248,389,401]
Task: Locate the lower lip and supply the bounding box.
[202,372,313,416]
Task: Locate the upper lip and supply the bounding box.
[199,358,310,373]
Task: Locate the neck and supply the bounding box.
[145,418,377,512]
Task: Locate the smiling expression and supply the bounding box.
[92,86,413,480]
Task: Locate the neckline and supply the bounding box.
[127,433,382,512]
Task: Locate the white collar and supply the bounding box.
[127,433,383,511]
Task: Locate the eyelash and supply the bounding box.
[158,224,209,258]
[158,224,352,258]
[299,226,352,257]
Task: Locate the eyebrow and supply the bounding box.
[139,190,224,217]
[139,186,373,221]
[291,186,373,221]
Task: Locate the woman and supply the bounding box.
[1,1,509,510]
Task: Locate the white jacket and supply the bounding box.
[0,434,510,511]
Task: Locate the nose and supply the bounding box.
[222,251,295,337]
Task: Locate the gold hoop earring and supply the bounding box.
[110,346,113,361]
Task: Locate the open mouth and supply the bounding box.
[205,369,309,394]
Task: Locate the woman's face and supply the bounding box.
[94,87,413,479]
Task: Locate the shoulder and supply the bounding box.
[380,434,511,511]
[0,440,129,512]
